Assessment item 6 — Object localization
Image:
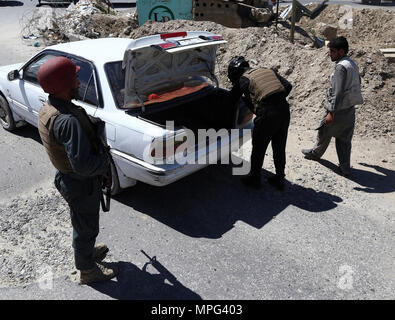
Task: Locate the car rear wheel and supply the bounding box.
[110,159,121,196]
[0,95,16,131]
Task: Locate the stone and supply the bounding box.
[315,22,338,41]
[250,8,272,24]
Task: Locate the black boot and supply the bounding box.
[241,174,261,189]
[267,175,285,191]
[301,149,320,161]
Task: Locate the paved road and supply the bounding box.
[0,0,136,65]
[0,0,394,301]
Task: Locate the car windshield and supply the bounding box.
[105,61,215,109]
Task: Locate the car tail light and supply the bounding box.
[160,32,187,40]
[150,136,188,159]
[151,42,178,50]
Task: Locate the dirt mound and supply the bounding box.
[87,14,138,37]
[297,4,395,48]
[30,3,394,139]
[126,18,394,139]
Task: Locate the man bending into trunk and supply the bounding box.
[228,56,292,190]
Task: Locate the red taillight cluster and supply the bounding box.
[160,32,187,40]
[151,140,187,159]
[154,42,178,50]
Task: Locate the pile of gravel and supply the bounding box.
[127,19,394,139]
[0,188,73,288]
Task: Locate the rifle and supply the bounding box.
[141,250,178,285]
[100,153,112,212]
[89,115,112,212]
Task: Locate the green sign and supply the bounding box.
[149,5,175,23]
[137,0,193,26]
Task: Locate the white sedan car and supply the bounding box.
[0,32,252,194]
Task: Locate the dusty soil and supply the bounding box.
[32,2,394,139]
[125,18,394,140]
[297,4,395,48]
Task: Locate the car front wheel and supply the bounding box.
[0,95,16,131]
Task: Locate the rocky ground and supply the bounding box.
[0,186,73,287]
[0,1,393,291]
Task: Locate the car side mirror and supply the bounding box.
[7,70,20,81]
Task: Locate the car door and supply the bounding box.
[9,52,59,127]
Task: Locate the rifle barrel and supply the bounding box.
[141,249,152,261]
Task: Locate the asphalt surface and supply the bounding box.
[0,0,394,302]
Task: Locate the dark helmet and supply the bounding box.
[38,57,80,94]
[228,56,250,83]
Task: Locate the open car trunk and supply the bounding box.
[135,87,242,132]
[120,31,251,132]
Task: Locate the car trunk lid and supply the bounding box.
[122,31,227,112]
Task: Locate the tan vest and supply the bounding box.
[38,102,74,174]
[243,68,286,111]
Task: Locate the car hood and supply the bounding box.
[0,63,23,75]
[122,31,226,110]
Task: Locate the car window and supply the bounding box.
[105,61,125,108]
[23,54,58,85]
[69,58,98,106]
[104,61,213,109]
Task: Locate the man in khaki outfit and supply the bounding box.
[37,56,117,284]
[302,37,363,176]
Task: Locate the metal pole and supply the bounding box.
[276,0,280,29]
[290,0,297,43]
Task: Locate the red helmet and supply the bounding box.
[37,57,80,94]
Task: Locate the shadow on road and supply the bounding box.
[89,261,201,300]
[116,163,342,239]
[0,1,23,7]
[12,123,43,144]
[318,159,395,194]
